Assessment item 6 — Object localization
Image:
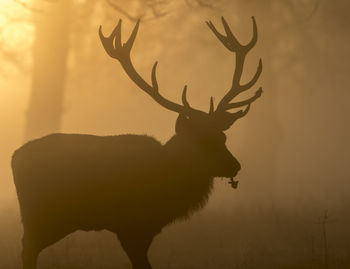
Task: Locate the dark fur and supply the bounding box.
[12,115,241,269]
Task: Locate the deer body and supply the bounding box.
[13,133,215,235]
[13,131,222,269]
[13,16,262,269]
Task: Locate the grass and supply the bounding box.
[1,203,349,269]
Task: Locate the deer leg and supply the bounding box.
[118,230,156,269]
[22,233,40,269]
[21,224,72,269]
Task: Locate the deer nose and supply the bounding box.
[232,159,241,175]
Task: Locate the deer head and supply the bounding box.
[99,17,262,185]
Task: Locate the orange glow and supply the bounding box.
[0,1,34,52]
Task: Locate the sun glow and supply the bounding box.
[2,0,30,3]
[0,0,32,12]
[0,0,34,53]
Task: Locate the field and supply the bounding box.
[1,181,349,269]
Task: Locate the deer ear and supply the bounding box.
[175,113,190,134]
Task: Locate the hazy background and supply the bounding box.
[0,0,349,268]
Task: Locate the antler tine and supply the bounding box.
[207,16,262,114]
[99,20,122,59]
[239,104,251,117]
[225,87,262,110]
[220,17,242,51]
[114,19,122,49]
[239,58,262,92]
[182,85,194,110]
[206,20,233,52]
[100,20,200,115]
[209,97,215,115]
[124,19,140,51]
[151,61,159,92]
[246,16,258,51]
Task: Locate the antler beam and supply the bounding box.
[99,19,197,114]
[206,16,263,114]
[100,17,263,130]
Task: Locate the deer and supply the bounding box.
[12,16,262,269]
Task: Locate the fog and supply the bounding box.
[0,0,349,268]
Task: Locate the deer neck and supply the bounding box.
[164,134,212,180]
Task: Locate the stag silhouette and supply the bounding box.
[12,17,262,269]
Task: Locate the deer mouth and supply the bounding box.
[228,177,239,189]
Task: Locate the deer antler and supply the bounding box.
[99,19,199,115]
[206,16,263,129]
[100,17,262,130]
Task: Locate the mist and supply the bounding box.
[1,0,349,268]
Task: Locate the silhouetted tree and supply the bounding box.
[24,0,72,140]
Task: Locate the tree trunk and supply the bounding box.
[24,0,72,141]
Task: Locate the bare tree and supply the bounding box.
[24,0,72,141]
